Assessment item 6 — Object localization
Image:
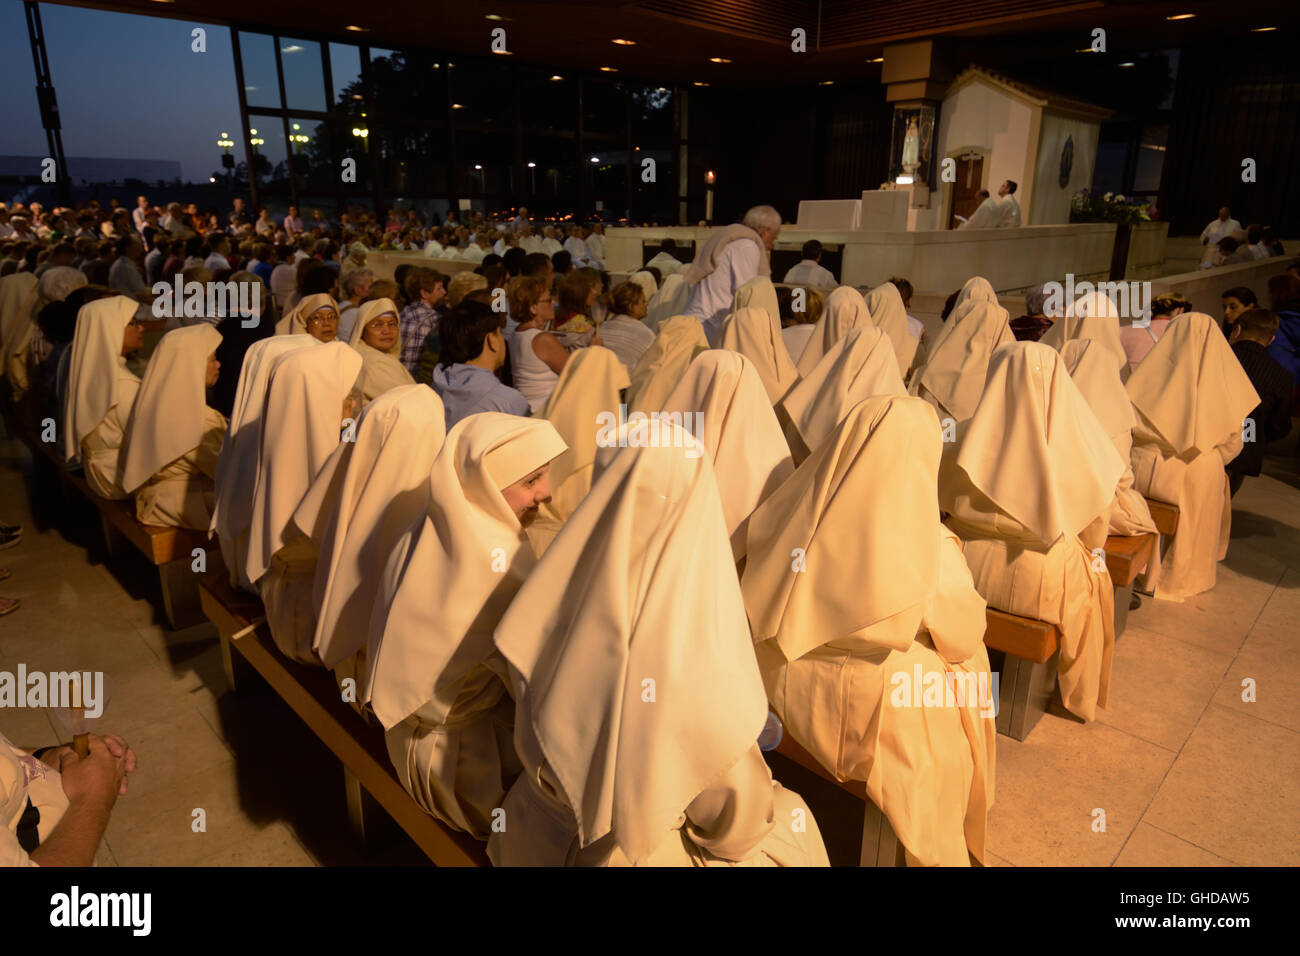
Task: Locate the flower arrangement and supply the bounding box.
[1070,189,1154,225]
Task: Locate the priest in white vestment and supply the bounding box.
[682,205,780,346]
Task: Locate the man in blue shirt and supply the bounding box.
[432,300,530,429]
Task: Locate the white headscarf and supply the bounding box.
[366,414,567,729]
[61,296,139,462]
[719,305,798,403]
[778,326,904,461]
[952,276,998,313]
[1039,289,1128,372]
[120,324,223,492]
[626,315,708,414]
[244,341,363,585]
[275,293,337,336]
[0,272,38,370]
[348,296,413,401]
[295,384,447,668]
[644,273,688,331]
[909,299,1014,423]
[628,271,658,302]
[795,286,871,376]
[940,341,1125,545]
[864,282,918,377]
[495,424,769,864]
[211,334,320,588]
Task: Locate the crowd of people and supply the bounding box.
[1,192,1296,867]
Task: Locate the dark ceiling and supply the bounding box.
[49,0,1299,86]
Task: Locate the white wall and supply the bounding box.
[926,81,1035,230]
[1031,112,1100,226]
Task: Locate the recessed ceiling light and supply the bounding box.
[550,75,564,81]
[709,57,731,64]
[612,38,635,46]
[451,103,465,109]
[492,49,513,55]
[1166,13,1196,20]
[345,25,368,32]
[485,14,510,21]
[867,57,884,63]
[818,80,834,85]
[1119,61,1136,67]
[693,81,709,87]
[527,162,536,168]
[1251,26,1277,32]
[600,66,618,72]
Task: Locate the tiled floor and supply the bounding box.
[2,430,1297,867]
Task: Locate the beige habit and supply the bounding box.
[348,297,415,403]
[794,286,871,376]
[940,342,1124,721]
[743,396,995,866]
[491,423,828,867]
[625,315,708,414]
[1126,313,1259,601]
[865,282,919,380]
[909,299,1014,425]
[365,414,566,837]
[719,305,798,403]
[121,324,228,529]
[62,296,142,498]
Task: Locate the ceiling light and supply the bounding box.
[590,156,600,163]
[474,165,482,170]
[819,80,834,85]
[1119,61,1135,67]
[1166,13,1196,20]
[492,49,513,55]
[451,103,465,109]
[1251,26,1277,32]
[485,14,510,21]
[693,81,709,87]
[867,57,884,63]
[527,162,536,168]
[709,57,731,64]
[345,25,368,32]
[550,75,564,81]
[1075,48,1097,53]
[612,38,635,46]
[600,66,618,72]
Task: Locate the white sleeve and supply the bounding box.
[726,239,763,289]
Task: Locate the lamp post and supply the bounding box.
[217,131,235,188]
[705,170,715,225]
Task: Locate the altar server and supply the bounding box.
[490,424,828,867]
[940,343,1124,721]
[120,324,227,529]
[743,396,995,866]
[1126,313,1259,601]
[366,415,566,837]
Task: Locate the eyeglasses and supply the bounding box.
[306,311,338,326]
[367,317,400,331]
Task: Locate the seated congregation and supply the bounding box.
[0,205,1288,868]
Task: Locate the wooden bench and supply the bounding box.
[983,607,1061,741]
[16,423,211,628]
[198,570,490,867]
[766,730,906,867]
[1145,498,1179,538]
[1103,532,1156,637]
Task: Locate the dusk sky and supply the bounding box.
[1,1,242,182]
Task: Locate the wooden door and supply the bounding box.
[948,155,985,229]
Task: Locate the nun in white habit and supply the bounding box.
[245,342,364,663]
[210,334,320,591]
[347,297,415,404]
[365,414,567,838]
[62,296,144,499]
[120,324,228,529]
[294,384,447,701]
[490,423,829,866]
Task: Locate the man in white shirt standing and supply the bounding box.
[995,180,1021,228]
[683,204,780,346]
[782,239,837,291]
[1200,207,1241,247]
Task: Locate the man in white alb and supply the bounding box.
[645,238,684,276]
[782,239,837,291]
[959,189,999,229]
[540,226,564,256]
[995,180,1021,228]
[1200,207,1242,247]
[585,223,606,262]
[683,204,780,346]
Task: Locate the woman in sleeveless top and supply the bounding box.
[507,275,568,413]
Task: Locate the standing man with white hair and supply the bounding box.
[682,204,780,345]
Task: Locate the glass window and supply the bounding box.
[279,38,326,113]
[368,48,448,125]
[330,43,363,107]
[1133,125,1168,194]
[247,115,290,206]
[240,33,281,110]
